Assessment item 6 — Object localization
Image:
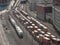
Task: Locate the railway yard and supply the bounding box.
[0,0,60,45]
[0,7,60,45]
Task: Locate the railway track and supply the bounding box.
[12,9,60,45]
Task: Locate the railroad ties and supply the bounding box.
[13,9,60,45]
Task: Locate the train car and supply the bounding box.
[9,15,16,25]
[31,17,48,32]
[9,16,23,38]
[20,10,28,17]
[15,25,23,38]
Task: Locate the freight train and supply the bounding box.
[12,9,60,45]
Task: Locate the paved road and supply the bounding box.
[0,19,10,45]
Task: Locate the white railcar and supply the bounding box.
[21,10,28,17]
[9,16,23,38]
[15,25,23,38]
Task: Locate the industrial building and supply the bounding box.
[53,6,60,33]
[0,0,11,10]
